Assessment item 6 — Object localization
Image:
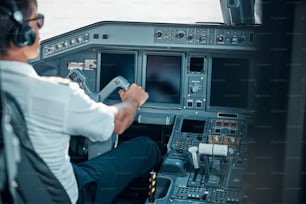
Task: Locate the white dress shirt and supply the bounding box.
[0,60,116,203]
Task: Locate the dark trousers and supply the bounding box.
[72,136,161,204]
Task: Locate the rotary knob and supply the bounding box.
[155,31,163,38]
[176,31,185,39]
[191,85,200,93]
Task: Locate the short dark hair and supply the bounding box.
[0,0,37,56]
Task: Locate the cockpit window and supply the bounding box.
[38,0,223,40]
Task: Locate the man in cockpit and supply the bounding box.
[0,0,161,203]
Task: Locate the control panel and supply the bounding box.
[43,32,90,57]
[37,22,257,60]
[31,21,258,204]
[154,26,254,47]
[155,116,248,203]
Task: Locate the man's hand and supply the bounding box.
[118,83,149,108]
[112,83,148,134]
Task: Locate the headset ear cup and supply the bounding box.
[22,24,36,46]
[11,24,36,47]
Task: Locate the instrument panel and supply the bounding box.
[33,21,257,124]
[31,21,258,204]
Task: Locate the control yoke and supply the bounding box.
[67,70,130,102]
[98,76,130,102]
[88,76,131,159]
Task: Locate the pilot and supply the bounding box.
[0,0,161,203]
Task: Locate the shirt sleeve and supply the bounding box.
[64,83,115,142]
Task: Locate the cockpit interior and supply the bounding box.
[1,0,306,204]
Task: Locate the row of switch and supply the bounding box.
[186,99,203,108]
[215,120,237,128]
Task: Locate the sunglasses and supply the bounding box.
[26,13,44,29]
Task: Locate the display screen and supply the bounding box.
[181,119,205,133]
[190,57,204,72]
[145,55,182,104]
[100,53,135,100]
[210,57,250,109]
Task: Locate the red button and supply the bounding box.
[216,121,222,126]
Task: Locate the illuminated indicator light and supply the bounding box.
[223,122,229,127]
[216,121,222,126]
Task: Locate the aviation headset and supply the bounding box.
[0,0,36,47]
